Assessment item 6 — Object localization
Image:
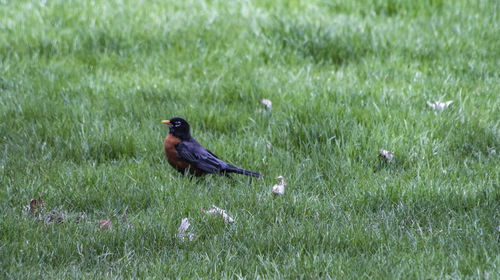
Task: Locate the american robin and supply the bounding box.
[162,117,262,178]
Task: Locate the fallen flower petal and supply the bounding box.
[379,149,394,163]
[178,218,190,235]
[272,176,286,196]
[178,218,196,242]
[261,99,272,110]
[186,232,196,241]
[201,205,235,223]
[426,100,452,111]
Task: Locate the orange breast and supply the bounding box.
[164,134,204,176]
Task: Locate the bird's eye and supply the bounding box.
[174,122,181,127]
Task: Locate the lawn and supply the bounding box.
[0,0,499,278]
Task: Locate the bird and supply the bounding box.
[161,117,262,178]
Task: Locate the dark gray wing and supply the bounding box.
[175,140,228,174]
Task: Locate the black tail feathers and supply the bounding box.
[224,166,262,178]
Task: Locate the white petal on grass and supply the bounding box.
[261,99,272,110]
[177,218,196,242]
[178,218,190,234]
[186,232,196,241]
[426,100,453,111]
[272,176,286,196]
[379,149,394,163]
[201,205,235,223]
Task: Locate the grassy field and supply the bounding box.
[1,0,499,278]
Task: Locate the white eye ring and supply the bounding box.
[174,122,181,127]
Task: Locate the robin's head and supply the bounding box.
[162,117,190,139]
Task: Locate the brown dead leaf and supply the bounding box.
[38,196,45,209]
[99,219,112,230]
[29,196,45,214]
[29,199,37,213]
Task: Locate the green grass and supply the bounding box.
[1,0,499,278]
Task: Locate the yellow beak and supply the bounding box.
[161,120,172,126]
